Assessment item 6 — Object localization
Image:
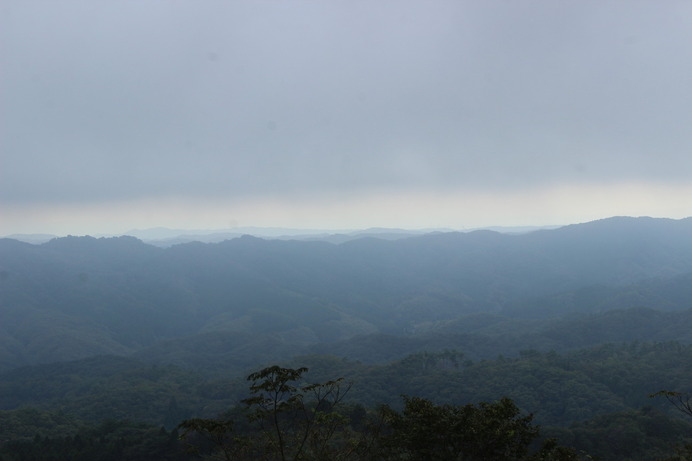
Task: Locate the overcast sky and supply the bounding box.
[2,0,691,236]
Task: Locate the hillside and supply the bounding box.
[3,217,692,460]
[1,216,692,372]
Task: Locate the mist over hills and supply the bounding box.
[1,216,691,373]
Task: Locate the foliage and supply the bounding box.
[4,359,692,460]
[374,395,590,460]
[0,356,204,427]
[657,443,692,461]
[178,366,586,461]
[0,407,81,440]
[556,407,692,461]
[651,391,692,419]
[180,365,358,461]
[0,419,187,461]
[178,417,242,460]
[378,395,539,460]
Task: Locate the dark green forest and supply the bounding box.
[1,217,692,459]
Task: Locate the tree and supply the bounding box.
[376,396,585,461]
[651,391,692,461]
[657,443,692,461]
[179,365,586,461]
[180,365,355,461]
[241,365,355,461]
[651,391,692,419]
[178,417,244,460]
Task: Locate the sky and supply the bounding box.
[2,0,692,236]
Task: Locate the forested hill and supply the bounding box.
[1,216,692,372]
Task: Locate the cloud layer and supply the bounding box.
[2,1,691,233]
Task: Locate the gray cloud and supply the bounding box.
[2,0,692,208]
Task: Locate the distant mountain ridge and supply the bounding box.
[3,224,545,246]
[1,216,692,372]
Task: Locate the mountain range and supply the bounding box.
[1,216,691,374]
